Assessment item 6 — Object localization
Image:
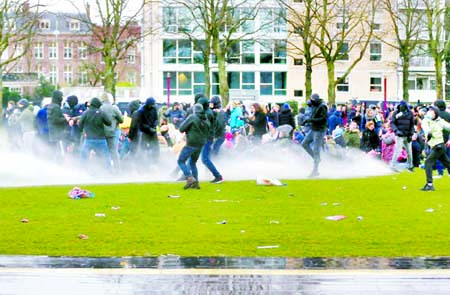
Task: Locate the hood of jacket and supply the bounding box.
[89,97,102,109]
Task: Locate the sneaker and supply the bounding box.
[210,176,224,184]
[420,184,435,191]
[184,176,196,190]
[191,181,200,189]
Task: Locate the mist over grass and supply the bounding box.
[0,136,392,187]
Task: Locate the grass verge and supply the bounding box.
[1,171,449,257]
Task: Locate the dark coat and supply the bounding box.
[138,104,159,137]
[361,128,380,152]
[248,111,267,138]
[390,106,414,137]
[309,99,328,132]
[278,108,295,130]
[179,110,211,148]
[79,98,112,139]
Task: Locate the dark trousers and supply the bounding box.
[425,143,450,184]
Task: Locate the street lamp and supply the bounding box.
[166,72,171,107]
[383,75,387,112]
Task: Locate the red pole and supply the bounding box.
[167,73,171,107]
[383,76,387,111]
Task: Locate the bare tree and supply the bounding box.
[164,0,264,106]
[312,0,376,104]
[280,0,322,99]
[380,0,425,102]
[422,0,449,100]
[71,0,148,101]
[0,0,40,118]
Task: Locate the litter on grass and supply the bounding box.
[425,208,435,213]
[325,215,347,221]
[111,206,120,210]
[270,220,280,224]
[357,216,364,220]
[256,176,286,186]
[216,220,227,224]
[78,234,88,240]
[20,218,29,223]
[95,213,106,217]
[257,245,279,249]
[68,187,95,199]
[168,195,180,198]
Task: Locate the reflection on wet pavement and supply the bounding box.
[1,269,450,295]
[2,255,450,269]
[2,256,450,294]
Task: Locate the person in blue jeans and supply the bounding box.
[301,93,328,178]
[178,103,211,189]
[200,96,225,184]
[78,97,112,173]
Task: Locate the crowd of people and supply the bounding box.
[2,90,450,191]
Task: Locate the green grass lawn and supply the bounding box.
[1,171,449,257]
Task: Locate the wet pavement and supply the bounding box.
[1,256,450,294]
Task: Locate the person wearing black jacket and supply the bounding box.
[136,97,160,166]
[301,93,328,177]
[247,103,267,141]
[278,103,296,136]
[390,100,415,171]
[178,103,211,189]
[47,90,68,158]
[78,97,112,170]
[434,100,450,176]
[200,95,224,184]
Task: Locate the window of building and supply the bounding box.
[49,42,57,59]
[370,74,382,92]
[294,58,303,65]
[127,72,136,85]
[193,40,206,64]
[63,42,73,59]
[49,65,58,85]
[227,42,240,64]
[70,20,80,31]
[162,7,192,33]
[193,72,206,94]
[260,72,286,96]
[79,46,87,59]
[294,90,303,97]
[39,19,50,30]
[336,73,349,92]
[242,40,255,64]
[408,76,434,90]
[127,49,136,64]
[35,64,44,78]
[34,42,44,59]
[260,40,286,64]
[163,39,177,63]
[260,40,273,64]
[178,40,191,64]
[79,71,88,85]
[337,42,349,60]
[370,42,382,61]
[162,71,192,96]
[260,8,287,33]
[274,40,286,64]
[63,64,73,84]
[242,72,255,89]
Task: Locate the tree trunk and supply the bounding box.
[402,57,410,102]
[212,38,229,106]
[0,78,3,125]
[204,62,211,97]
[326,61,336,104]
[434,56,443,100]
[305,61,313,100]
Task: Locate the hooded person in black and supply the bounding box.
[178,103,211,189]
[136,97,160,166]
[79,97,112,171]
[47,90,68,158]
[301,93,328,177]
[390,100,415,171]
[200,95,224,184]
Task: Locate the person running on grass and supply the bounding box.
[420,106,450,191]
